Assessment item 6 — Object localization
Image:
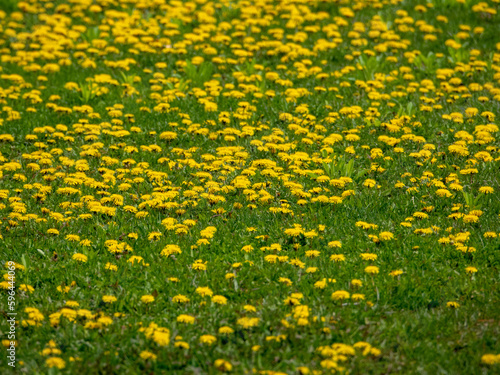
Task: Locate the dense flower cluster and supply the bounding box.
[0,0,499,373]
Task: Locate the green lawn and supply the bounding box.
[0,0,499,373]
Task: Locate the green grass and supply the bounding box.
[0,0,499,373]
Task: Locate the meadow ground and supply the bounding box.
[0,0,499,373]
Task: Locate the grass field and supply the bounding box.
[0,0,499,373]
